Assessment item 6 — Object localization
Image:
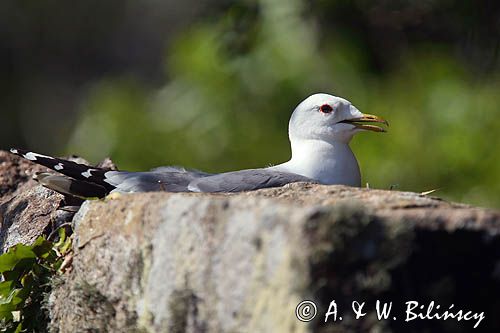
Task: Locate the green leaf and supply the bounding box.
[60,237,72,255]
[52,258,63,271]
[53,228,66,249]
[0,288,19,309]
[1,270,21,282]
[20,273,33,288]
[0,236,72,330]
[31,237,53,259]
[11,287,30,307]
[1,257,36,282]
[0,281,14,298]
[2,271,24,283]
[0,309,14,322]
[0,288,28,308]
[13,322,23,333]
[0,244,36,274]
[42,250,58,264]
[32,262,52,277]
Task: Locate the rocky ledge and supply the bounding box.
[1,150,499,332]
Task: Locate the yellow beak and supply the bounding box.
[340,113,389,132]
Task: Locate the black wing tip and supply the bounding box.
[34,172,109,199]
[9,148,31,156]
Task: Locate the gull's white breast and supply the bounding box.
[270,140,361,187]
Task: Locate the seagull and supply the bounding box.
[10,93,387,198]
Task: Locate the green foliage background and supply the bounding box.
[3,0,500,207]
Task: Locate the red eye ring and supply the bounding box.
[320,104,333,113]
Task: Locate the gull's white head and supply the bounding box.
[289,93,388,144]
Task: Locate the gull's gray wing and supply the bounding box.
[10,148,311,195]
[10,148,215,196]
[187,169,315,193]
[105,168,213,193]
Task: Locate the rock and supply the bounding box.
[0,150,115,252]
[0,150,66,251]
[1,150,499,332]
[46,184,500,333]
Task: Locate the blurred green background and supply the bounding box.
[1,0,499,207]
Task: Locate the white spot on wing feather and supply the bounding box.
[187,183,201,192]
[54,163,64,170]
[10,149,18,154]
[81,169,94,178]
[24,152,54,161]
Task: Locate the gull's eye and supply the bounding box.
[319,104,334,114]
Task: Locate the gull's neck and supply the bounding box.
[271,139,361,187]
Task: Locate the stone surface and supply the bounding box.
[2,150,499,332]
[0,150,115,252]
[0,150,65,251]
[46,184,500,333]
